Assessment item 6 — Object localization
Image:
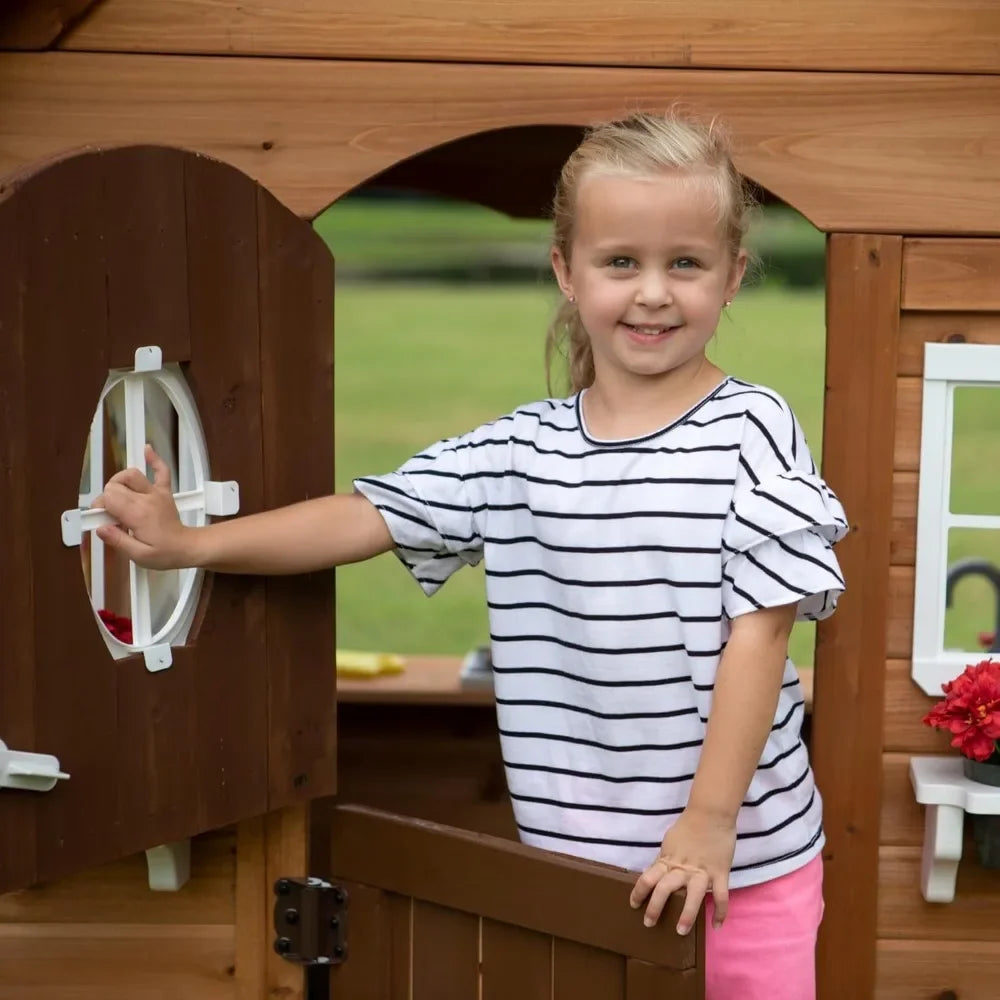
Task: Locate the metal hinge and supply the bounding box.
[272,877,349,966]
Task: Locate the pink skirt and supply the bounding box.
[704,855,824,1000]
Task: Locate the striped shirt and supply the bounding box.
[354,377,848,888]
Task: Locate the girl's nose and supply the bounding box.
[635,273,672,308]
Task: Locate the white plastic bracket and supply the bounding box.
[143,644,173,673]
[145,839,191,891]
[0,739,70,792]
[910,755,1000,902]
[133,345,163,373]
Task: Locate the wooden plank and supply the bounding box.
[902,240,1000,311]
[0,163,36,892]
[811,235,901,1000]
[886,565,914,660]
[104,145,201,855]
[181,150,269,838]
[19,148,120,885]
[878,845,1000,940]
[552,940,625,1000]
[0,0,100,49]
[0,828,234,924]
[327,882,391,1000]
[883,659,952,755]
[329,805,696,969]
[898,312,1000,377]
[482,919,551,1000]
[893,377,921,472]
[60,0,1000,75]
[879,753,925,849]
[876,940,1000,1000]
[234,818,267,1000]
[0,923,236,1000]
[625,959,702,1000]
[256,184,336,808]
[412,902,479,1000]
[3,54,1000,234]
[890,471,916,567]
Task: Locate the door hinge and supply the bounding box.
[272,877,349,966]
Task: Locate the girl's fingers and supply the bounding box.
[106,466,153,493]
[711,881,730,928]
[675,871,710,935]
[145,444,173,491]
[639,866,689,927]
[96,523,149,562]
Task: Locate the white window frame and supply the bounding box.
[61,346,239,673]
[912,342,1000,695]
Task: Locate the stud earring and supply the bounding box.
[568,295,576,303]
[724,300,732,307]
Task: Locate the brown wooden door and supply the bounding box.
[328,805,704,999]
[0,145,336,893]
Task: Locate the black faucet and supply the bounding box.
[945,558,1000,654]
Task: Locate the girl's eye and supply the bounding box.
[673,257,700,269]
[607,256,636,269]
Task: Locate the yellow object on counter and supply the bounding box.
[336,649,406,678]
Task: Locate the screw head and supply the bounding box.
[329,915,340,929]
[332,887,345,904]
[333,945,345,959]
[274,879,291,896]
[274,937,292,955]
[284,907,299,925]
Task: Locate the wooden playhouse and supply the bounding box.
[1,2,1000,997]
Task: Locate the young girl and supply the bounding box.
[96,111,846,999]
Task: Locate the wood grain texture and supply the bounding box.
[890,471,917,566]
[413,902,479,1000]
[482,919,551,1000]
[234,818,266,1000]
[811,235,902,1000]
[886,565,915,661]
[878,845,1000,940]
[19,149,119,887]
[898,311,1000,377]
[61,0,1000,74]
[625,959,703,1000]
[0,168,36,891]
[257,183,337,807]
[902,240,1000,311]
[876,940,1000,1000]
[328,805,697,969]
[2,54,1000,233]
[0,0,100,49]
[893,377,921,472]
[882,659,951,755]
[879,753,925,848]
[552,940,625,1000]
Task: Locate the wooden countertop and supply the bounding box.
[338,656,814,711]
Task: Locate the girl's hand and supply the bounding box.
[94,444,194,570]
[629,808,736,935]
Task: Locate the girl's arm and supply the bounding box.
[629,603,796,933]
[95,444,394,574]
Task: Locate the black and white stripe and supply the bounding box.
[354,377,848,888]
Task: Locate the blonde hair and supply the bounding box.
[545,110,755,394]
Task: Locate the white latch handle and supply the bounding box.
[0,739,70,792]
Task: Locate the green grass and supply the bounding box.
[333,281,828,665]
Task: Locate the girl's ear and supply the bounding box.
[551,246,574,301]
[725,249,748,304]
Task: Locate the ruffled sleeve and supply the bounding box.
[721,469,849,621]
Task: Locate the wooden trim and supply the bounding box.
[898,312,1000,377]
[902,240,1000,311]
[329,804,697,969]
[60,0,1000,75]
[0,0,101,50]
[3,54,1000,234]
[893,377,921,472]
[811,234,901,1000]
[876,940,1000,999]
[883,659,948,755]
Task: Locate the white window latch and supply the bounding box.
[0,739,70,792]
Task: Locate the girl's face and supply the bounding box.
[551,170,746,391]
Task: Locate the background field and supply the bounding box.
[319,197,1000,667]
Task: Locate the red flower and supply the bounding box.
[923,659,1000,762]
[98,608,134,645]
